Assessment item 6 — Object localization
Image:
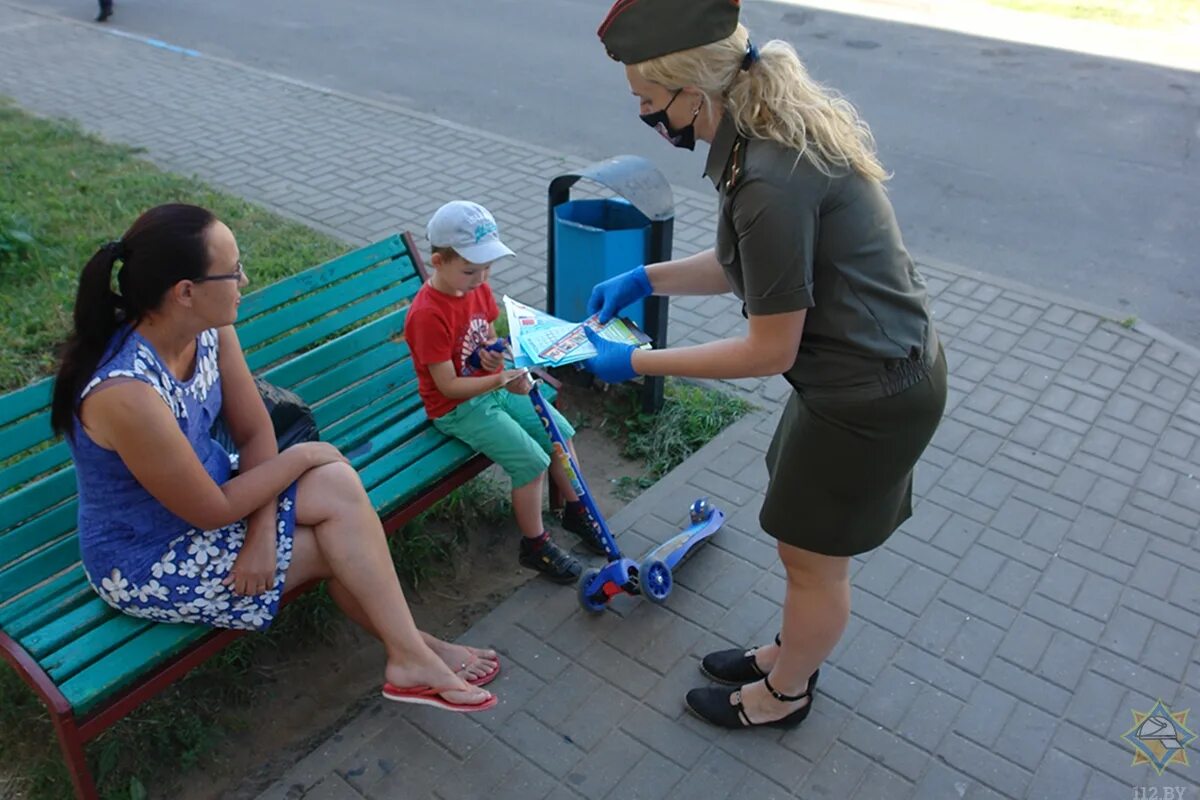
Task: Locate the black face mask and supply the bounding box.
[639,90,698,151]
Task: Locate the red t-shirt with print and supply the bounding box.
[405,281,500,419]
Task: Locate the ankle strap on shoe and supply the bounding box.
[763,673,809,703]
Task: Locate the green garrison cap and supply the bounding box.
[598,0,742,65]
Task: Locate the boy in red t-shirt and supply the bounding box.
[405,201,603,583]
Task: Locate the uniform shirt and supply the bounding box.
[405,281,500,419]
[704,114,939,401]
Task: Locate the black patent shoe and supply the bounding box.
[96,3,113,21]
[699,633,781,685]
[686,669,819,730]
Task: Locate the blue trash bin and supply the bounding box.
[552,198,650,329]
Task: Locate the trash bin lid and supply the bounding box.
[549,155,673,222]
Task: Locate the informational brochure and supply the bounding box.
[503,295,652,369]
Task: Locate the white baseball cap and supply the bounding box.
[426,201,515,265]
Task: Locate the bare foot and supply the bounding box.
[384,651,492,707]
[422,635,499,682]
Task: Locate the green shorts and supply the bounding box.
[433,390,575,488]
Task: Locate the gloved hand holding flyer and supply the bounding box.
[503,295,651,369]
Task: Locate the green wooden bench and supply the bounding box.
[0,232,555,799]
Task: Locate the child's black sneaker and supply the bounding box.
[518,534,582,584]
[560,504,607,556]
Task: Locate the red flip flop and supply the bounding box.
[381,683,497,713]
[465,659,501,687]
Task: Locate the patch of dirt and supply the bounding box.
[172,384,642,800]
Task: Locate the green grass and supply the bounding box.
[0,99,346,392]
[984,0,1200,29]
[600,379,754,499]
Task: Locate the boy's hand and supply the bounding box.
[502,369,533,395]
[478,338,507,372]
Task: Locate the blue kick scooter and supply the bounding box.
[525,376,724,613]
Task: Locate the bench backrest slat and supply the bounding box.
[312,364,417,434]
[238,261,411,351]
[235,236,408,321]
[0,441,71,496]
[260,308,407,390]
[244,280,417,374]
[0,501,77,570]
[346,407,433,476]
[0,470,76,537]
[0,377,53,423]
[367,437,475,516]
[323,391,423,455]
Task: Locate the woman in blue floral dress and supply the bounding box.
[51,204,497,713]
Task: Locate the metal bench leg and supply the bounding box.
[52,713,97,800]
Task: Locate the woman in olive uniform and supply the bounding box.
[583,0,947,730]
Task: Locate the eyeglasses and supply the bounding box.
[194,261,245,283]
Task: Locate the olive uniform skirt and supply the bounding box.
[761,345,948,557]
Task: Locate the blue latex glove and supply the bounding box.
[587,265,652,324]
[581,327,638,384]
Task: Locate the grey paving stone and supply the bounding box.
[1071,573,1122,624]
[911,761,981,800]
[301,775,364,800]
[849,765,914,800]
[666,748,749,800]
[1024,748,1091,800]
[857,666,925,730]
[838,716,929,783]
[1063,670,1126,733]
[356,721,461,799]
[717,726,814,791]
[936,734,1030,799]
[795,742,872,799]
[562,730,649,800]
[555,682,639,753]
[997,613,1055,672]
[984,657,1073,716]
[838,622,904,683]
[604,750,685,800]
[1140,624,1194,682]
[893,684,962,753]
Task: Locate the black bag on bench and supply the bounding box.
[211,376,319,462]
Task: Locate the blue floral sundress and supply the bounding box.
[68,325,298,631]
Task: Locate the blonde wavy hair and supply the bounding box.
[635,24,888,182]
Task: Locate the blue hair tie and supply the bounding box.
[741,41,760,71]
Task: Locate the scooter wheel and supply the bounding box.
[689,498,713,524]
[577,568,608,614]
[639,558,672,604]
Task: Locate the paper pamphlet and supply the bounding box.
[503,295,652,369]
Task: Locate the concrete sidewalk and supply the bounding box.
[2,4,1199,798]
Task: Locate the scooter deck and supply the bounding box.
[640,509,725,571]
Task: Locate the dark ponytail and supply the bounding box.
[51,204,217,437]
